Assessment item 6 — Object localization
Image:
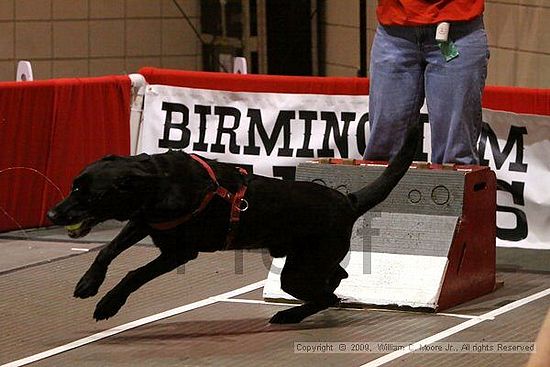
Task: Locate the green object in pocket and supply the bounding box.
[438,40,459,62]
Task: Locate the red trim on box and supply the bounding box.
[437,167,496,310]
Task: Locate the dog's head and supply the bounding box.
[47,154,158,238]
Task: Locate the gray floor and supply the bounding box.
[497,247,550,274]
[0,223,549,367]
[0,221,151,275]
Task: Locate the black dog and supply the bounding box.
[47,122,419,324]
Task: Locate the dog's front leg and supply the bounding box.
[93,253,185,321]
[74,221,148,299]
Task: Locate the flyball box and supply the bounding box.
[263,160,497,311]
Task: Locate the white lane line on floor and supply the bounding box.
[214,297,365,311]
[0,280,265,367]
[216,297,501,320]
[70,248,90,252]
[360,287,550,367]
[436,312,495,321]
[212,297,299,307]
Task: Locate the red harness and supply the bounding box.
[148,154,249,248]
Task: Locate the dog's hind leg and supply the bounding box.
[74,221,147,299]
[93,251,191,321]
[328,265,348,290]
[269,260,341,324]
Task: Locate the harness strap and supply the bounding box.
[148,155,249,249]
[225,167,249,249]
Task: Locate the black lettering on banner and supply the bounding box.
[478,122,530,242]
[243,109,294,156]
[355,112,369,156]
[317,111,354,158]
[158,102,190,149]
[211,106,241,154]
[296,110,316,158]
[192,104,211,152]
[496,179,528,241]
[479,123,528,172]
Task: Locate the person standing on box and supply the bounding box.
[364,0,489,165]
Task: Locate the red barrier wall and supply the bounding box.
[0,76,131,232]
[483,86,550,116]
[139,67,370,95]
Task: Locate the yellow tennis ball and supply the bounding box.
[65,222,83,231]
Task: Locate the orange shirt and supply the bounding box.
[376,0,485,26]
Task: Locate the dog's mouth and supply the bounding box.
[65,218,95,238]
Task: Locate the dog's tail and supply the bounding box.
[348,122,420,218]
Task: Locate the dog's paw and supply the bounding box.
[74,267,106,299]
[93,293,126,321]
[269,308,306,324]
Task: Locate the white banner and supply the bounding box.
[139,84,550,249]
[139,85,370,177]
[480,109,550,249]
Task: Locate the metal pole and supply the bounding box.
[359,0,367,77]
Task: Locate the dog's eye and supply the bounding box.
[72,187,86,196]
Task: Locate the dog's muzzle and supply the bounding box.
[47,210,94,238]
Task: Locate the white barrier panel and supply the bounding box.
[265,253,448,308]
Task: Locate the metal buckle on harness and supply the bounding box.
[236,198,249,212]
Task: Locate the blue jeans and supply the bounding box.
[364,17,489,164]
